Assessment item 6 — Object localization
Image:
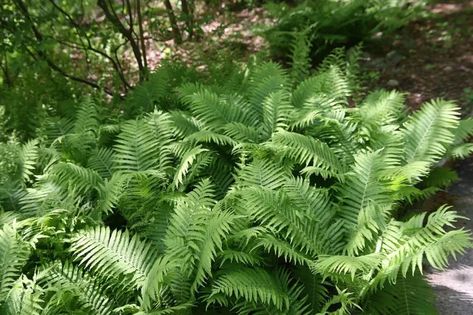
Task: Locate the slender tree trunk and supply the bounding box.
[98,0,146,82]
[181,0,194,39]
[163,0,182,44]
[136,0,148,76]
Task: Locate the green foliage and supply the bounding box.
[0,53,471,315]
[265,0,427,64]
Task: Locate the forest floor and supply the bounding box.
[362,1,473,313]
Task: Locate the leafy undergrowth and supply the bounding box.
[1,51,472,314]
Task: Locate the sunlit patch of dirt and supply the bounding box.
[431,0,473,14]
[143,7,272,71]
[363,0,473,110]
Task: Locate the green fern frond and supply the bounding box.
[19,139,39,185]
[39,262,113,315]
[356,90,405,128]
[290,27,314,85]
[223,122,260,143]
[271,130,345,179]
[371,206,471,286]
[2,275,43,315]
[362,273,437,315]
[281,177,334,225]
[172,146,209,189]
[184,130,237,147]
[235,159,290,190]
[289,95,344,129]
[261,91,293,139]
[164,180,236,292]
[169,111,204,138]
[70,226,158,289]
[236,186,320,256]
[47,162,103,196]
[207,267,291,312]
[87,148,115,179]
[0,224,30,300]
[246,62,289,120]
[73,97,99,135]
[402,99,460,165]
[313,253,382,281]
[338,150,391,226]
[113,120,163,173]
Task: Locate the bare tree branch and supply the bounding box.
[98,0,146,82]
[12,0,113,96]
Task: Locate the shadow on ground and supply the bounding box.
[428,158,473,314]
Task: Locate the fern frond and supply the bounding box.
[3,275,43,315]
[261,91,293,139]
[246,62,289,120]
[207,267,291,312]
[19,139,39,185]
[70,226,158,289]
[356,90,405,128]
[338,150,391,226]
[0,224,30,300]
[164,180,236,292]
[270,130,345,179]
[47,162,103,196]
[73,97,99,135]
[172,146,209,189]
[313,253,381,281]
[113,120,162,172]
[184,130,237,146]
[39,262,113,315]
[402,99,460,165]
[372,206,471,286]
[289,27,314,84]
[362,273,437,315]
[236,186,320,256]
[87,148,115,179]
[235,159,290,190]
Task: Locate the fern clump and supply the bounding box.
[0,53,472,314]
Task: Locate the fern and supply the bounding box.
[39,262,113,315]
[0,54,471,314]
[0,224,30,300]
[69,226,158,289]
[402,99,460,165]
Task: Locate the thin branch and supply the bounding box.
[12,0,113,95]
[136,0,148,72]
[163,0,182,44]
[98,0,145,81]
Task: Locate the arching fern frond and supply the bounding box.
[87,148,115,179]
[19,139,39,185]
[0,224,30,300]
[207,267,292,312]
[69,226,158,290]
[2,275,43,315]
[39,262,113,315]
[113,120,163,173]
[402,99,460,165]
[270,130,345,179]
[313,253,382,281]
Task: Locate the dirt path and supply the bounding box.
[428,158,473,314]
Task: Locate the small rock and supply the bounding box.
[444,66,453,72]
[387,79,399,87]
[386,50,405,65]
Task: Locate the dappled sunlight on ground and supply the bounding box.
[428,266,473,300]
